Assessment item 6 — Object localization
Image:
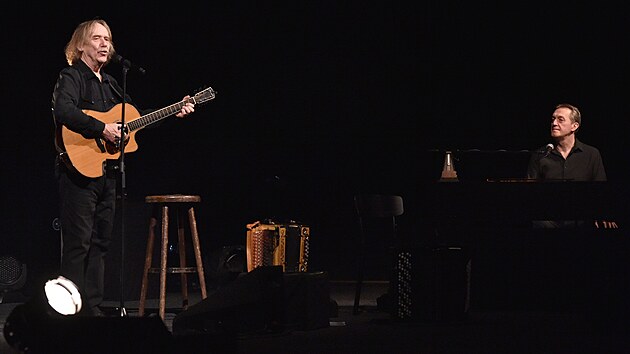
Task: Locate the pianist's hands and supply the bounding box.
[595,220,619,229]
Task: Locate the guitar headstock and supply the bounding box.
[191,86,217,105]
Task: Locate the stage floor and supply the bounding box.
[2,280,630,353]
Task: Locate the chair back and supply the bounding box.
[354,194,404,218]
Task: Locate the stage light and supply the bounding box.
[3,276,83,352]
[4,276,175,353]
[44,276,82,315]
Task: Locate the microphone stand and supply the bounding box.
[117,62,130,317]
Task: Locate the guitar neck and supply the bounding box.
[126,99,189,132]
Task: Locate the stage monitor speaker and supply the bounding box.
[172,265,284,336]
[283,271,331,330]
[5,313,171,354]
[0,255,27,302]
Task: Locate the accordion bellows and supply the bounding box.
[246,221,309,272]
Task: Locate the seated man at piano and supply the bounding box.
[526,103,617,229]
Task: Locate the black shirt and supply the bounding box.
[51,60,135,144]
[52,60,142,175]
[527,139,607,182]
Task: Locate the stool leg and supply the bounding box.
[189,206,207,299]
[177,208,189,310]
[139,214,157,317]
[159,205,169,320]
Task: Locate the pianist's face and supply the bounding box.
[550,107,579,139]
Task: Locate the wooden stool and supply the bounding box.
[138,194,208,320]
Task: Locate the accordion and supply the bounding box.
[246,221,310,272]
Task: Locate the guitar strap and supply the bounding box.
[107,77,124,102]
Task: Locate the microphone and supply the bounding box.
[543,143,554,157]
[111,54,146,75]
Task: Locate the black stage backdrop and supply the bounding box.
[2,2,629,295]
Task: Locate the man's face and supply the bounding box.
[550,107,579,139]
[79,23,111,69]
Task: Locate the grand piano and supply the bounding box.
[396,152,630,315]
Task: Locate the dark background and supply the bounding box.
[2,2,629,297]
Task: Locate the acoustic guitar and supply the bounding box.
[57,86,216,178]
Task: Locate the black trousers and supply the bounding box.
[57,162,117,310]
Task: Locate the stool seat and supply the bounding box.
[139,194,207,320]
[145,194,201,204]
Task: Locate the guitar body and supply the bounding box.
[60,104,142,178]
[57,86,216,178]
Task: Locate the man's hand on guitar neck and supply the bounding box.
[175,95,195,118]
[102,122,128,145]
[100,95,194,144]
